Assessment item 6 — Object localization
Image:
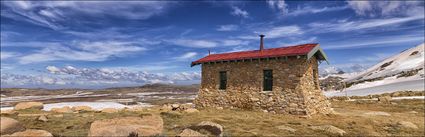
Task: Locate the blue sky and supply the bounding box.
[1,1,424,88]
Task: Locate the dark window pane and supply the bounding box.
[263,70,273,91]
[219,71,227,90]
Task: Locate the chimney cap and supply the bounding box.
[259,34,265,37]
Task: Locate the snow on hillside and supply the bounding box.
[326,43,425,96]
[346,43,424,82]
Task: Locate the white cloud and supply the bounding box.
[323,34,424,50]
[231,6,249,18]
[347,1,424,17]
[287,6,348,16]
[216,24,239,31]
[1,1,172,30]
[350,53,392,63]
[18,41,146,64]
[1,51,19,60]
[267,0,288,15]
[308,15,424,33]
[169,39,218,48]
[240,25,303,40]
[174,52,198,60]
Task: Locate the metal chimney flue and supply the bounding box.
[259,34,265,51]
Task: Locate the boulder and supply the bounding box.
[309,125,346,136]
[0,117,25,135]
[72,106,93,112]
[51,106,73,113]
[363,111,391,116]
[276,125,296,133]
[178,129,206,137]
[397,121,418,129]
[191,121,223,136]
[171,104,180,110]
[88,115,163,136]
[5,129,53,137]
[14,102,43,110]
[377,96,391,103]
[0,109,17,115]
[101,108,119,113]
[184,108,199,113]
[37,115,48,122]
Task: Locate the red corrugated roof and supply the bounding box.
[191,43,319,66]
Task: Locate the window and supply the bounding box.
[313,69,318,89]
[263,70,273,91]
[219,71,227,90]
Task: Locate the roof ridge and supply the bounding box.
[208,43,318,56]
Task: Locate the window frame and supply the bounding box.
[219,71,227,90]
[263,69,273,91]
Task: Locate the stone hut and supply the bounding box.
[191,35,332,115]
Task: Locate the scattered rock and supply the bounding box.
[101,108,119,113]
[14,102,43,110]
[0,117,25,135]
[363,111,391,116]
[191,121,224,136]
[72,106,93,112]
[37,115,48,122]
[5,129,53,137]
[309,125,346,136]
[51,106,73,113]
[18,113,47,117]
[377,96,391,103]
[276,125,296,133]
[171,104,180,110]
[216,107,223,110]
[0,109,17,115]
[178,129,206,137]
[184,108,199,113]
[88,115,163,136]
[397,121,418,129]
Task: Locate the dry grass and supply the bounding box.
[1,99,424,136]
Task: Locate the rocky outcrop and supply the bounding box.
[178,129,206,137]
[378,96,391,103]
[14,102,43,110]
[51,106,73,113]
[72,106,93,112]
[190,121,224,137]
[309,125,346,136]
[0,117,25,135]
[4,129,53,137]
[88,115,163,136]
[397,121,418,129]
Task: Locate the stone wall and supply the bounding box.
[194,56,332,115]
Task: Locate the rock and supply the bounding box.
[18,113,48,117]
[1,117,25,135]
[276,125,296,133]
[184,108,199,113]
[397,121,418,129]
[178,129,206,137]
[14,102,43,110]
[171,104,180,110]
[88,115,163,136]
[51,106,73,113]
[72,106,93,112]
[216,107,223,110]
[363,111,391,116]
[5,129,53,137]
[377,96,391,103]
[0,109,17,115]
[192,121,223,136]
[309,125,346,136]
[37,115,48,122]
[408,111,418,114]
[101,108,119,113]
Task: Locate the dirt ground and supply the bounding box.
[1,99,424,136]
